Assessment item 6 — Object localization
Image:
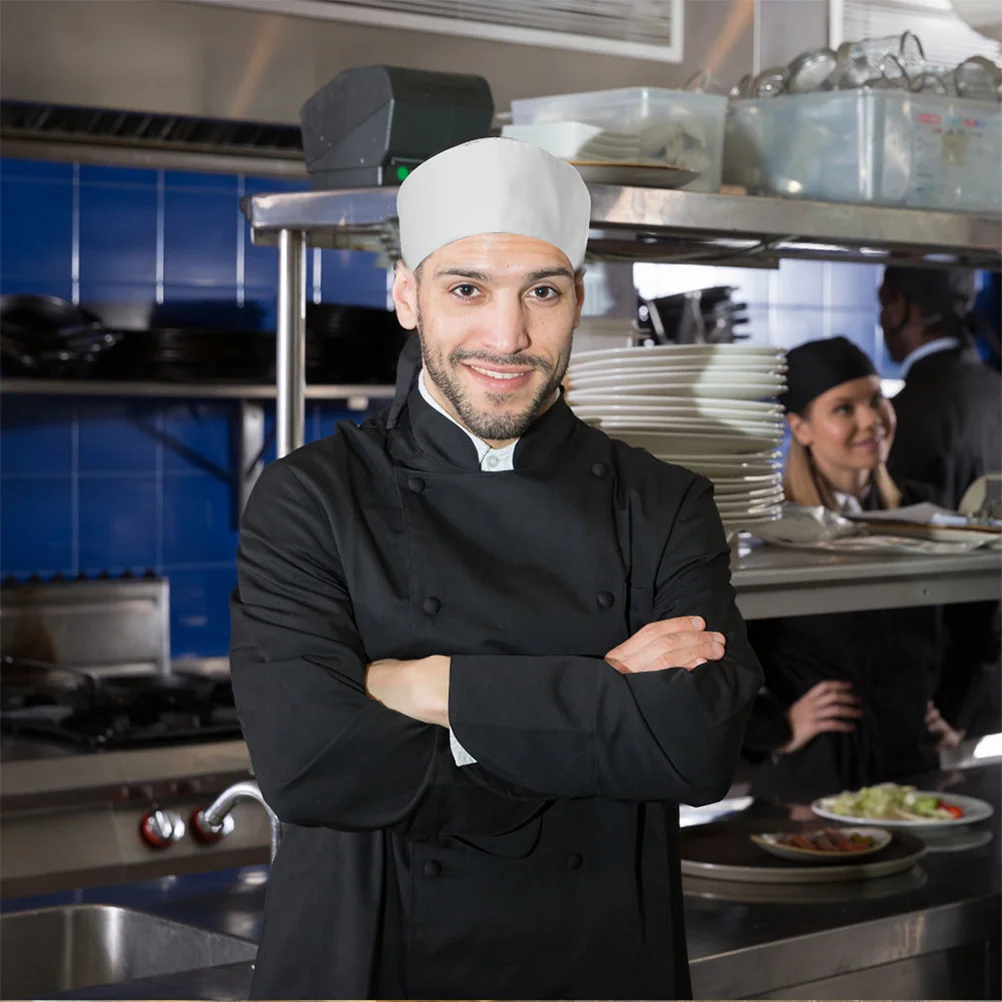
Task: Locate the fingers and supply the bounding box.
[622,633,725,673]
[608,616,708,660]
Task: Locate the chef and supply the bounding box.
[230,137,762,1001]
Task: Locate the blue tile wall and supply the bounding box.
[0,157,390,657]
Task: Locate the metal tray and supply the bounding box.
[680,818,926,884]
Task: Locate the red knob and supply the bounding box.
[139,809,185,849]
[190,807,233,844]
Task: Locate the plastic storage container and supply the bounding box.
[508,87,727,192]
[724,90,1001,212]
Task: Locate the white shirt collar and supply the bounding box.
[417,369,518,472]
[900,337,961,378]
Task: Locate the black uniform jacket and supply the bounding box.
[887,345,1001,511]
[887,345,1001,736]
[230,337,763,1000]
[746,483,942,802]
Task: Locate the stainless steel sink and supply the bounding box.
[0,904,258,997]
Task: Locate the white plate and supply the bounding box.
[750,827,892,863]
[582,416,784,438]
[570,344,783,363]
[712,474,784,489]
[610,430,781,455]
[715,498,784,515]
[812,791,994,829]
[714,485,786,502]
[571,404,784,425]
[568,361,787,378]
[565,394,783,416]
[573,382,784,401]
[568,371,786,390]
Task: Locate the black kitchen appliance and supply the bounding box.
[299,65,494,189]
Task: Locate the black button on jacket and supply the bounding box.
[230,337,762,1000]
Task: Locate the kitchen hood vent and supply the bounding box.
[0,100,304,159]
[183,0,684,63]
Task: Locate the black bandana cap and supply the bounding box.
[779,336,878,415]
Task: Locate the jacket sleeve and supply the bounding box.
[230,460,547,834]
[449,478,763,806]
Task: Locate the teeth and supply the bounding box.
[469,365,526,381]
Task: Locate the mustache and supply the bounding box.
[449,348,553,374]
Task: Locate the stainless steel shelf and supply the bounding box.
[244,184,1002,269]
[733,544,1002,619]
[0,379,396,402]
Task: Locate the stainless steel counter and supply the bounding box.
[5,762,998,1000]
[731,542,1002,619]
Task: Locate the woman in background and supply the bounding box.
[744,337,963,800]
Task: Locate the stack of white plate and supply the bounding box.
[566,344,788,531]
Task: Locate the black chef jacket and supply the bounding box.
[886,345,1002,737]
[745,483,943,802]
[230,337,762,1000]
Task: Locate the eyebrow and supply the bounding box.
[433,266,575,283]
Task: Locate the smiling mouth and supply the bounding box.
[463,363,534,383]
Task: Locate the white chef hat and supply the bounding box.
[396,137,591,271]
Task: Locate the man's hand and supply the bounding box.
[365,656,451,727]
[604,616,726,674]
[778,680,861,755]
[925,700,964,753]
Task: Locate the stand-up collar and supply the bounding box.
[387,334,580,472]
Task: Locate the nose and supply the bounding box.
[857,404,880,434]
[480,291,531,356]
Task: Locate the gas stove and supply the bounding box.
[0,677,242,751]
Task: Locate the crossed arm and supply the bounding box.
[230,461,763,834]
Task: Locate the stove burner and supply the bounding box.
[0,675,242,750]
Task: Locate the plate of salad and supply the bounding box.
[812,783,994,828]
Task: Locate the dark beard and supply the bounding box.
[417,316,570,441]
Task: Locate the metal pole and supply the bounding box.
[276,228,307,458]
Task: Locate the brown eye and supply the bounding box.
[530,286,558,301]
[453,284,477,298]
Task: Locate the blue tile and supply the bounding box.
[79,282,156,330]
[162,474,239,565]
[161,402,232,474]
[245,287,277,331]
[166,564,237,657]
[244,229,278,289]
[1,159,74,183]
[156,287,266,330]
[77,401,160,474]
[163,188,239,286]
[79,165,157,187]
[319,250,388,307]
[79,182,157,283]
[243,175,310,196]
[317,403,358,439]
[0,396,75,476]
[831,311,879,362]
[164,171,239,192]
[770,308,826,350]
[0,477,73,575]
[827,262,880,311]
[0,277,74,300]
[0,177,73,281]
[78,477,158,571]
[773,259,826,309]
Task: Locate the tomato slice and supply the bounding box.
[938,800,964,819]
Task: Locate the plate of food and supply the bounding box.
[751,826,891,862]
[812,783,994,828]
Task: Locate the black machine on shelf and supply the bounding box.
[299,65,494,189]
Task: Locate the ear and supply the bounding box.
[572,268,586,328]
[787,411,812,448]
[392,261,419,330]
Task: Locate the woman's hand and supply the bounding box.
[778,680,862,755]
[925,700,965,752]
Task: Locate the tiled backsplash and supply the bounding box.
[0,158,385,657]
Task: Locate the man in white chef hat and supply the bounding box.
[231,137,761,1001]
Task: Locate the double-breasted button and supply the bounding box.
[423,860,442,878]
[422,596,441,616]
[407,476,425,494]
[596,591,615,610]
[565,853,583,871]
[591,462,608,479]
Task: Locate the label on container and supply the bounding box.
[910,100,998,211]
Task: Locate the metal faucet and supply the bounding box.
[195,780,283,863]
